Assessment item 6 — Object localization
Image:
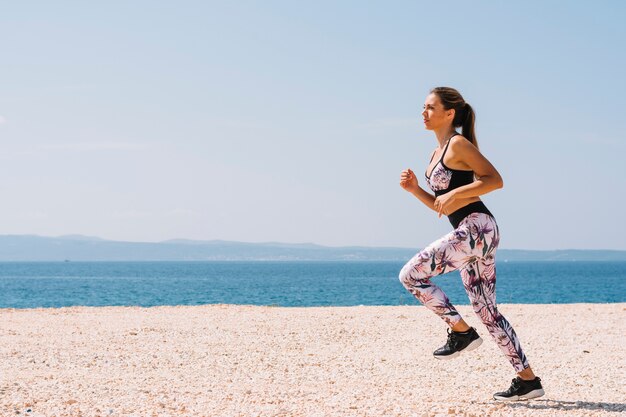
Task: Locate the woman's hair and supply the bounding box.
[430,87,479,150]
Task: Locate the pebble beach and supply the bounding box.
[1,303,624,417]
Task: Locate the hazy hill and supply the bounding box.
[0,235,624,261]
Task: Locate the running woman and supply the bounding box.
[398,87,545,401]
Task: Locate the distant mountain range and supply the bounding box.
[0,235,624,261]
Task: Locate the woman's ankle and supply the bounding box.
[450,321,471,332]
[517,367,536,380]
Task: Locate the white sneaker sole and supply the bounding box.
[493,388,545,401]
[433,336,483,360]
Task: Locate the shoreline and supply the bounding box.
[1,300,624,311]
[1,303,624,416]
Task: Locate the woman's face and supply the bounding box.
[422,93,454,130]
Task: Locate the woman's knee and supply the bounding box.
[398,264,411,286]
[470,299,500,324]
[399,247,438,286]
[399,260,431,286]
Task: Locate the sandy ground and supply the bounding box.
[0,303,624,417]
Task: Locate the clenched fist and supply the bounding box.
[399,168,418,192]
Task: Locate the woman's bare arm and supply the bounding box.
[447,138,503,198]
[410,184,437,211]
[431,137,503,217]
[399,168,437,211]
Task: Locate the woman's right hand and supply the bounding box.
[399,168,418,192]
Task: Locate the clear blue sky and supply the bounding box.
[1,1,624,250]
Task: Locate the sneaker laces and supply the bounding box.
[510,377,522,391]
[496,377,523,396]
[445,328,460,349]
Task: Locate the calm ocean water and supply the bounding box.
[0,261,624,309]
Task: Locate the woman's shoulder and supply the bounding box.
[449,134,476,150]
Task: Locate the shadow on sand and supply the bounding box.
[501,399,625,413]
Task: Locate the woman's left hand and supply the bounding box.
[434,191,457,218]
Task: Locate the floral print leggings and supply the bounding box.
[398,212,530,373]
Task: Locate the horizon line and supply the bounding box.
[0,234,624,252]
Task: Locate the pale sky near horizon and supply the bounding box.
[1,1,625,250]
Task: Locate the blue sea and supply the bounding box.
[0,261,624,309]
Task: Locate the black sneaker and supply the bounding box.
[493,376,545,401]
[433,327,483,360]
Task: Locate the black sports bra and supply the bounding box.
[424,132,474,197]
[424,132,495,228]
